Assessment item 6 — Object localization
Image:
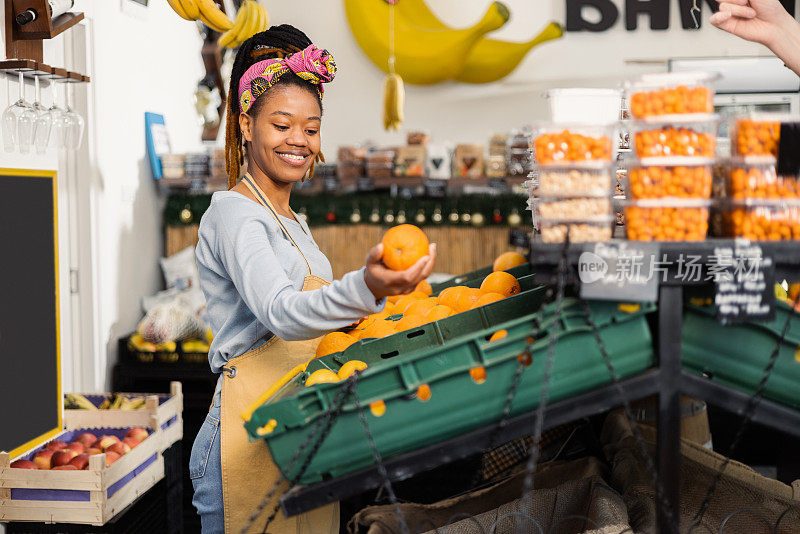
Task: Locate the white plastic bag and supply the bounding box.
[160,246,199,291]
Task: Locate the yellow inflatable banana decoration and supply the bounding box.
[343,0,510,85]
[396,0,564,84]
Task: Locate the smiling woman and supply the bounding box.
[189,25,436,534]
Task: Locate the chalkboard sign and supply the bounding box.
[0,169,62,457]
[714,240,776,324]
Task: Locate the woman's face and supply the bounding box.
[240,84,322,185]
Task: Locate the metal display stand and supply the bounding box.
[276,239,800,534]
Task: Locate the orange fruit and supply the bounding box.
[425,305,453,322]
[305,369,341,386]
[438,286,467,310]
[387,295,401,304]
[360,320,397,339]
[393,291,428,315]
[403,297,438,317]
[454,288,483,313]
[382,302,396,315]
[337,360,368,379]
[789,283,800,302]
[394,313,429,332]
[493,251,526,272]
[415,280,433,296]
[471,292,505,309]
[315,332,358,358]
[480,271,521,298]
[381,224,430,271]
[489,329,508,341]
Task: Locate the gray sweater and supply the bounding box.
[196,191,384,373]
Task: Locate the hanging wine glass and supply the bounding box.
[17,73,37,154]
[64,82,84,150]
[2,71,30,152]
[32,74,52,154]
[47,80,68,149]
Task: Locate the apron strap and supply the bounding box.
[241,173,313,277]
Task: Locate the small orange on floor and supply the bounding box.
[360,320,397,339]
[425,304,453,322]
[403,297,438,317]
[393,291,428,315]
[438,286,467,310]
[480,271,521,298]
[381,224,430,271]
[493,251,526,272]
[471,292,505,309]
[394,313,429,332]
[489,329,508,341]
[454,288,483,313]
[415,280,433,296]
[315,332,358,358]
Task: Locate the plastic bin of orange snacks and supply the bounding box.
[537,217,614,243]
[723,200,800,240]
[535,165,615,197]
[731,113,796,158]
[533,124,616,165]
[627,159,714,200]
[724,160,800,200]
[627,72,717,118]
[535,196,612,221]
[631,117,719,159]
[625,200,710,241]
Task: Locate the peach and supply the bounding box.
[105,451,121,466]
[53,465,78,470]
[122,437,140,449]
[75,433,97,448]
[66,442,85,454]
[45,440,68,451]
[106,441,131,456]
[10,459,37,469]
[69,453,90,470]
[124,427,149,443]
[33,450,55,469]
[52,450,78,467]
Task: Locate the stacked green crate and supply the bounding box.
[683,299,800,408]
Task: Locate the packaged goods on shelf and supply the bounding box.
[730,113,793,158]
[627,72,717,118]
[366,148,396,179]
[210,149,225,179]
[160,154,185,179]
[426,144,452,179]
[394,145,426,177]
[337,146,367,179]
[627,158,714,199]
[453,144,484,178]
[533,124,616,165]
[537,217,614,243]
[407,130,430,146]
[625,199,710,241]
[489,133,508,156]
[724,159,800,199]
[184,153,210,176]
[723,200,800,240]
[507,129,534,177]
[631,116,719,158]
[536,165,614,197]
[545,88,622,124]
[485,155,507,178]
[535,197,612,220]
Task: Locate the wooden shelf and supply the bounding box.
[0,59,90,83]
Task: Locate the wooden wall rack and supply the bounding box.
[0,59,89,84]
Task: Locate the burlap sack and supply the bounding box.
[602,410,800,533]
[349,456,631,534]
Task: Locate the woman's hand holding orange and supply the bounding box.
[363,243,437,299]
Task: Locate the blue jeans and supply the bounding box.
[191,385,224,533]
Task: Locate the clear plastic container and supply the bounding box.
[625,199,711,241]
[725,159,800,199]
[627,72,718,118]
[723,199,800,240]
[537,217,615,243]
[731,113,797,158]
[544,88,622,124]
[535,197,612,221]
[627,158,714,200]
[533,124,616,165]
[535,165,614,196]
[631,117,719,159]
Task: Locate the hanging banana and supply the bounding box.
[344,0,510,85]
[383,73,404,130]
[218,1,270,49]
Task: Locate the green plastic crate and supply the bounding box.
[683,299,800,408]
[244,300,655,483]
[430,263,534,294]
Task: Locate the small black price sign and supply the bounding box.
[356,177,374,192]
[714,240,775,324]
[508,228,530,248]
[423,179,447,198]
[488,178,508,192]
[579,241,659,302]
[322,176,340,192]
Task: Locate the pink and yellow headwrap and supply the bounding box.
[238,45,336,114]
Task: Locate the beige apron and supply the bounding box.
[220,175,339,534]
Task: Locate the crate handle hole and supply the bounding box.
[381,350,399,359]
[406,330,425,339]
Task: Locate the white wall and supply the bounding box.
[260,0,771,150]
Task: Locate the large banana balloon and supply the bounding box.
[344,0,510,85]
[397,0,563,84]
